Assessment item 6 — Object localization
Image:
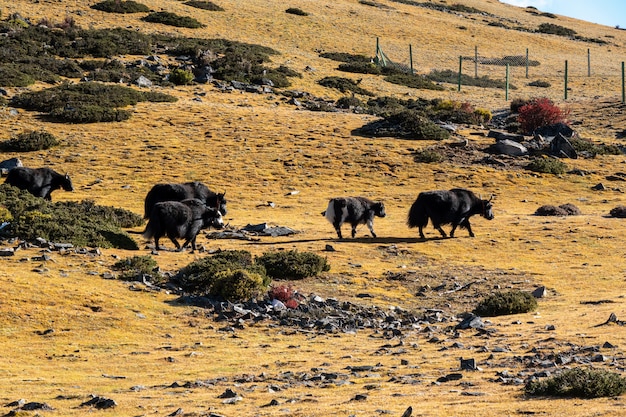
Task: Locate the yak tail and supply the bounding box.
[407,199,428,229]
[142,220,156,241]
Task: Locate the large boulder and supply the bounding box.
[490,139,528,156]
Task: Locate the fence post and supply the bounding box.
[622,61,625,104]
[564,60,569,100]
[622,61,626,104]
[409,44,414,74]
[525,48,529,78]
[505,63,510,101]
[458,56,463,92]
[587,48,591,77]
[475,45,478,78]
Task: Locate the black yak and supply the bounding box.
[4,167,73,200]
[322,196,386,239]
[407,188,494,238]
[144,181,227,219]
[142,198,224,252]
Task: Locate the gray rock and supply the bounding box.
[135,76,152,87]
[488,130,525,142]
[490,139,528,156]
[532,286,547,298]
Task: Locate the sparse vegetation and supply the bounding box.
[183,1,224,11]
[142,11,205,28]
[473,290,538,317]
[256,250,330,280]
[91,0,150,13]
[525,368,626,398]
[0,130,59,152]
[412,148,445,163]
[526,157,568,175]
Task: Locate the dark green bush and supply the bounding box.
[184,1,224,11]
[285,7,309,16]
[336,96,365,110]
[525,368,626,398]
[385,73,444,91]
[0,130,59,152]
[177,250,269,295]
[0,64,37,87]
[338,62,383,75]
[256,250,330,280]
[526,157,567,175]
[319,52,372,63]
[413,148,445,163]
[528,80,551,88]
[318,76,374,96]
[385,110,450,140]
[510,97,531,113]
[427,69,515,90]
[112,255,163,283]
[169,68,194,85]
[473,290,537,317]
[211,269,268,301]
[142,11,205,28]
[91,0,150,13]
[537,22,576,37]
[0,185,143,249]
[570,137,622,156]
[49,105,132,123]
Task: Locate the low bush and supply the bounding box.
[0,64,37,87]
[256,250,330,280]
[169,68,194,85]
[413,148,445,163]
[285,7,309,16]
[176,250,269,295]
[142,11,205,28]
[386,110,450,140]
[183,1,224,11]
[528,79,551,88]
[570,137,622,156]
[0,185,142,249]
[510,97,531,113]
[319,52,372,63]
[427,69,514,90]
[49,105,132,123]
[385,73,444,91]
[473,290,537,317]
[336,96,365,110]
[537,22,576,37]
[535,203,581,216]
[91,0,150,13]
[517,97,569,134]
[525,368,626,398]
[112,255,163,283]
[338,61,383,75]
[526,157,568,175]
[318,76,374,96]
[211,269,268,301]
[0,131,59,152]
[268,284,299,308]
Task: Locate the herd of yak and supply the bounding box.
[3,166,496,250]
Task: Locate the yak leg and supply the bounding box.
[182,236,198,253]
[333,221,344,239]
[434,223,448,238]
[366,219,377,238]
[461,219,474,237]
[418,226,426,239]
[167,232,182,251]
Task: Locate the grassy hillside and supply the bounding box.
[0,1,626,416]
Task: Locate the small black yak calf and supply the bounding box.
[4,167,73,200]
[142,198,224,252]
[407,188,494,238]
[144,181,227,219]
[322,196,386,239]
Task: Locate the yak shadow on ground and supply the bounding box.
[245,236,450,246]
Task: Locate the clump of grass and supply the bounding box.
[525,368,626,398]
[413,148,445,163]
[183,1,224,11]
[473,290,537,317]
[285,7,309,16]
[0,131,59,152]
[176,250,269,296]
[142,11,205,28]
[528,79,551,88]
[256,250,330,280]
[112,255,163,283]
[91,0,150,13]
[385,73,445,91]
[169,68,194,85]
[318,76,374,96]
[0,185,142,249]
[526,157,568,175]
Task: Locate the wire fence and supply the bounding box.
[374,39,626,103]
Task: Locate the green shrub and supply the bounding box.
[570,137,622,156]
[177,250,269,295]
[526,157,568,175]
[384,73,444,91]
[473,290,538,317]
[142,11,205,28]
[537,22,576,37]
[318,76,374,96]
[285,7,309,16]
[211,269,268,301]
[256,250,330,280]
[0,131,59,152]
[112,255,163,283]
[184,1,224,11]
[0,186,142,249]
[427,69,514,90]
[169,68,194,85]
[319,52,372,63]
[91,0,150,13]
[0,64,37,87]
[413,148,445,163]
[528,80,551,88]
[525,368,626,398]
[386,110,450,140]
[338,62,383,75]
[336,96,365,110]
[49,105,132,123]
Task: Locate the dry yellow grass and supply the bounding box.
[1,0,626,416]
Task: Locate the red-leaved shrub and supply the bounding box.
[517,98,569,134]
[268,284,299,308]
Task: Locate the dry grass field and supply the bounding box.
[1,0,626,416]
